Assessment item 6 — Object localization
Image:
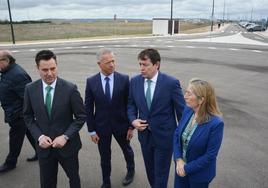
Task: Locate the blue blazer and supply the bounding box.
[173,106,224,183]
[128,72,185,149]
[85,72,131,136]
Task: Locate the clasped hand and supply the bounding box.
[39,135,67,149]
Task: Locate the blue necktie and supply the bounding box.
[105,77,111,100]
[146,79,152,109]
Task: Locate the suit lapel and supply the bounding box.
[138,76,149,112]
[112,72,119,101]
[187,121,207,153]
[150,72,162,111]
[37,80,50,120]
[178,109,194,139]
[50,78,62,120]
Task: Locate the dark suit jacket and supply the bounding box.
[173,106,224,183]
[128,72,185,149]
[23,77,86,158]
[85,72,131,136]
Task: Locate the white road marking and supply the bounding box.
[229,48,239,51]
[186,46,196,48]
[208,47,217,50]
[252,50,262,53]
[29,49,36,51]
[254,37,264,40]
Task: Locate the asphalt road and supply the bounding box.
[0,24,268,188]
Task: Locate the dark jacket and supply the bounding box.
[85,72,131,136]
[0,63,32,123]
[23,77,86,158]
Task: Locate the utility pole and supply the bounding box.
[7,0,15,44]
[170,0,173,35]
[222,0,225,25]
[210,0,215,31]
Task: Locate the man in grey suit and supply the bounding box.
[23,50,86,188]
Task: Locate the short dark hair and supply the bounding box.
[138,48,161,65]
[35,50,57,66]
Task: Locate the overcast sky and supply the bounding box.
[0,0,267,21]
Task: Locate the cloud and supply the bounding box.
[0,0,267,21]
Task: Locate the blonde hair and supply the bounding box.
[189,78,222,124]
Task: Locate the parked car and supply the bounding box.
[246,24,266,32]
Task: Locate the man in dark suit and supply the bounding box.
[23,50,86,188]
[85,48,135,188]
[128,48,185,188]
[0,50,37,173]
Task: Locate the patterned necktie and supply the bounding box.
[146,79,152,109]
[45,85,53,118]
[105,77,111,100]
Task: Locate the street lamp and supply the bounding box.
[7,0,15,44]
[222,0,225,25]
[170,0,173,35]
[210,0,215,31]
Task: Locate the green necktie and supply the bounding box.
[45,85,53,118]
[145,79,152,109]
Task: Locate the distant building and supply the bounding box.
[152,18,180,35]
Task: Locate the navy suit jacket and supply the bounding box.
[128,72,185,149]
[23,77,86,158]
[173,106,224,183]
[85,72,131,136]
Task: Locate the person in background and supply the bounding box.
[128,48,185,188]
[85,48,135,188]
[23,50,86,188]
[173,78,224,188]
[0,50,37,173]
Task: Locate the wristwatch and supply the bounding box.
[63,135,69,141]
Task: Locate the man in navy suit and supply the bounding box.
[85,48,135,188]
[128,48,185,188]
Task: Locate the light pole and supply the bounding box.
[7,0,15,44]
[210,0,215,31]
[222,0,225,25]
[170,0,173,35]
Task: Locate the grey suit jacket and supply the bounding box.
[23,77,86,158]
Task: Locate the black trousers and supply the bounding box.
[5,117,36,166]
[98,133,135,184]
[39,150,81,188]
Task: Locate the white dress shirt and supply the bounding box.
[144,71,159,101]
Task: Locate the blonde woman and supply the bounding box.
[173,78,224,188]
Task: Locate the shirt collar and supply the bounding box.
[100,72,114,81]
[42,78,57,90]
[145,71,158,83]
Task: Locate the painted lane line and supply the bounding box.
[252,50,262,53]
[208,47,217,50]
[29,49,36,52]
[229,48,239,51]
[186,46,196,48]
